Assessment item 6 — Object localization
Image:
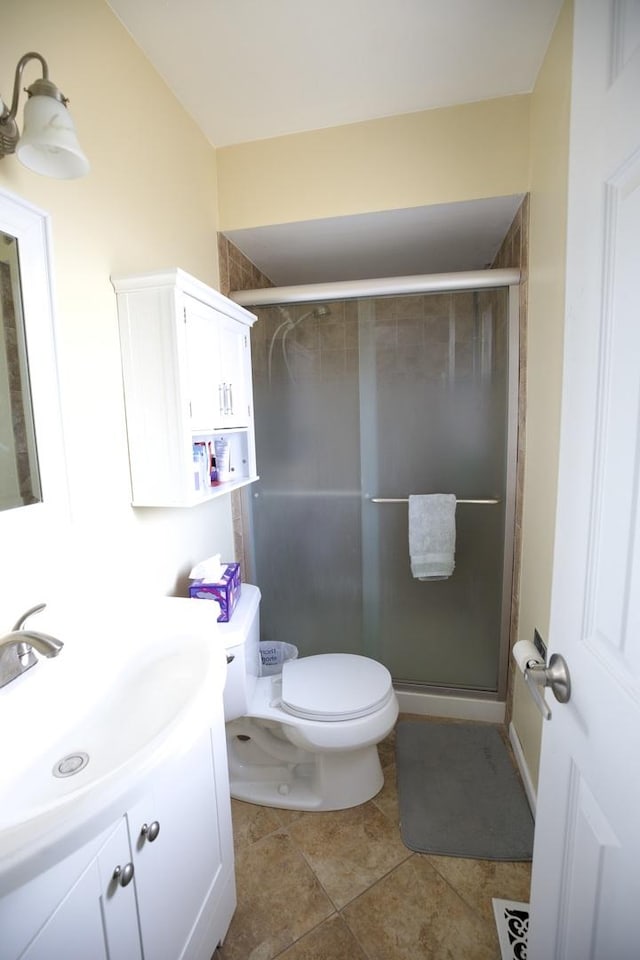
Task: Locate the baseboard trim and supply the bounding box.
[394,687,506,724]
[508,720,537,818]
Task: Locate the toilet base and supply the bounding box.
[226,721,385,811]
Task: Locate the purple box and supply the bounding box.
[188,562,241,622]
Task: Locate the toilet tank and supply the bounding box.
[216,583,261,721]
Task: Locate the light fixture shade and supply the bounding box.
[16,94,90,179]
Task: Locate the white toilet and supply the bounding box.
[219,584,399,811]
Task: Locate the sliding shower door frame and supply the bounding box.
[236,269,521,704]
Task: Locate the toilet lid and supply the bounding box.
[280,654,393,721]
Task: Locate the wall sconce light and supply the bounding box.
[0,51,89,179]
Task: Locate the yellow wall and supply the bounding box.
[511,0,573,791]
[0,0,230,625]
[217,95,531,230]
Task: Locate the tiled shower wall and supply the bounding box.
[218,235,274,299]
[217,235,273,576]
[250,290,504,388]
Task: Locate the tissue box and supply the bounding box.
[188,562,241,622]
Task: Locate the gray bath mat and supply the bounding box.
[395,720,534,860]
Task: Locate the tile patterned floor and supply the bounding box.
[216,716,531,960]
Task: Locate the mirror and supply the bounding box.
[0,188,67,521]
[0,228,42,510]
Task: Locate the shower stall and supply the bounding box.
[234,271,519,716]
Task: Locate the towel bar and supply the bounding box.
[370,497,500,504]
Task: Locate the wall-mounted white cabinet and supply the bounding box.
[112,269,258,507]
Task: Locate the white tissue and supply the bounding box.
[189,553,224,582]
[512,640,544,673]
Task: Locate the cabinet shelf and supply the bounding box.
[132,474,259,508]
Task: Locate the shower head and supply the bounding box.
[269,303,332,384]
[276,303,331,330]
[295,304,331,326]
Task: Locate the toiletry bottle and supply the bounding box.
[199,444,208,491]
[209,441,219,485]
[214,436,231,482]
[193,445,201,491]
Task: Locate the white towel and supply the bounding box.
[408,494,456,580]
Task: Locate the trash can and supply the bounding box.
[259,641,299,677]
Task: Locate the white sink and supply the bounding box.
[0,597,226,891]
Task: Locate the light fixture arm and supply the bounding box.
[0,52,69,160]
[10,53,50,116]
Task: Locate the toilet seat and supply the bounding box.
[280,653,393,721]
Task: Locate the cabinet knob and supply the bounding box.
[140,820,161,842]
[113,862,135,887]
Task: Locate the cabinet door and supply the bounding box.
[20,820,141,960]
[19,863,108,960]
[96,819,144,960]
[184,295,220,432]
[217,315,250,428]
[127,731,226,960]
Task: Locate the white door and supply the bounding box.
[528,2,640,958]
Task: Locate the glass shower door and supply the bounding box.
[251,298,364,657]
[359,291,510,691]
[249,286,512,694]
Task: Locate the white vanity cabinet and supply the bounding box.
[113,268,258,506]
[1,722,235,960]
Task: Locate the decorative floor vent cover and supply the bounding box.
[492,898,529,960]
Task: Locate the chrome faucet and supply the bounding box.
[0,603,64,689]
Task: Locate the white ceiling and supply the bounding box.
[105,0,563,285]
[106,0,562,148]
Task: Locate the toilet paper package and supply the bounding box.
[188,560,241,622]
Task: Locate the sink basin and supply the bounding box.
[0,598,226,891]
